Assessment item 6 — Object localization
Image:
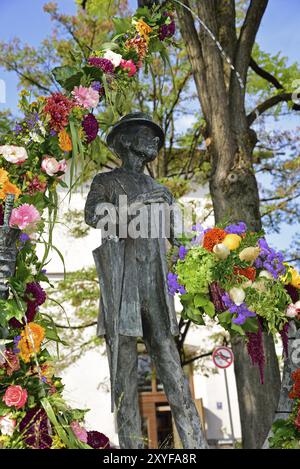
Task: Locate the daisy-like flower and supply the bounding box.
[72,86,100,109]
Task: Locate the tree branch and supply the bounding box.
[55,321,97,330]
[249,57,283,90]
[0,57,51,93]
[235,0,268,83]
[247,92,300,125]
[182,350,213,367]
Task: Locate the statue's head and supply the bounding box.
[106,112,165,163]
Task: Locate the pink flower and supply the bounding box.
[9,204,41,231]
[120,59,137,78]
[41,156,67,177]
[70,421,88,443]
[72,86,99,109]
[286,301,300,318]
[0,414,16,436]
[3,385,27,409]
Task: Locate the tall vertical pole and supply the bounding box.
[224,368,235,444]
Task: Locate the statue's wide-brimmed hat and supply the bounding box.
[106,112,165,151]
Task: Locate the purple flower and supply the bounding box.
[19,233,30,243]
[178,245,188,260]
[87,431,110,449]
[224,222,247,235]
[50,129,57,137]
[88,57,114,74]
[284,284,299,303]
[209,282,227,312]
[91,81,105,97]
[280,322,289,359]
[13,335,21,354]
[25,282,47,307]
[221,293,256,325]
[82,113,99,144]
[159,12,176,41]
[14,123,23,135]
[167,272,186,296]
[254,238,286,279]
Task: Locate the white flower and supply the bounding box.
[103,50,123,67]
[259,270,274,280]
[239,247,260,263]
[0,415,16,436]
[229,287,245,306]
[213,243,230,260]
[0,145,28,164]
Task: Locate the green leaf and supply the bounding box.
[242,317,259,333]
[112,17,132,35]
[231,323,246,336]
[52,66,83,90]
[218,311,232,324]
[194,294,209,307]
[204,301,215,318]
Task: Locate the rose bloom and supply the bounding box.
[103,50,122,67]
[0,415,16,436]
[3,385,28,409]
[41,156,66,177]
[0,145,28,164]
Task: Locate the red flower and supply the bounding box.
[202,228,226,252]
[44,93,75,132]
[289,368,300,399]
[234,266,257,282]
[295,406,300,431]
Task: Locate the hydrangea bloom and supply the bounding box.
[222,293,256,325]
[72,86,99,109]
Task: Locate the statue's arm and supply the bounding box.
[84,174,109,228]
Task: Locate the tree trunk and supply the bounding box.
[174,0,281,448]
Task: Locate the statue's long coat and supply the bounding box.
[84,168,179,409]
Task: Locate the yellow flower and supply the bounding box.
[58,129,72,152]
[51,435,66,449]
[290,269,300,289]
[222,234,242,251]
[0,168,9,185]
[0,180,22,200]
[134,19,152,38]
[18,323,45,363]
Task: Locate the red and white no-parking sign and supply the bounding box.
[212,346,234,369]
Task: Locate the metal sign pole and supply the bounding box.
[224,367,235,445]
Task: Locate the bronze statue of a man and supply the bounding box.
[85,112,207,449]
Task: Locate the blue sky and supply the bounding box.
[0,0,299,250]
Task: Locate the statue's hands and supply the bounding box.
[129,188,173,207]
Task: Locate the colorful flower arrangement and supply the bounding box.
[0,3,176,450]
[168,222,300,382]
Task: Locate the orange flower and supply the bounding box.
[0,180,22,200]
[135,19,152,38]
[18,323,45,363]
[203,228,226,252]
[234,266,256,282]
[58,129,72,152]
[0,167,8,185]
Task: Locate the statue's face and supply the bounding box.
[126,125,161,162]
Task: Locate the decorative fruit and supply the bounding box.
[239,246,260,263]
[222,234,242,250]
[213,243,230,260]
